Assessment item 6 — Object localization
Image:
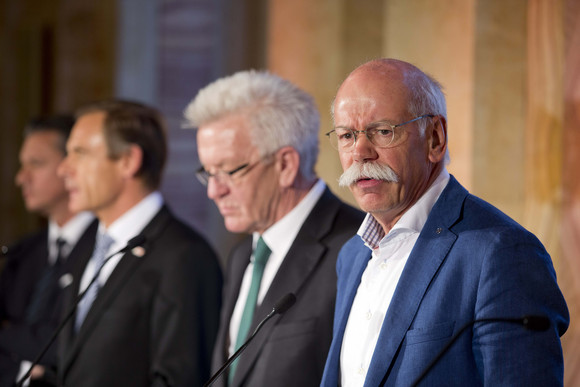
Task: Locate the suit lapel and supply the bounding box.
[233,234,326,386]
[223,239,253,350]
[232,188,343,386]
[322,241,371,387]
[63,247,145,368]
[61,207,171,375]
[60,220,98,284]
[363,176,467,386]
[60,226,96,369]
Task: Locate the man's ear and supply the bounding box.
[276,146,300,188]
[427,115,447,163]
[119,144,143,179]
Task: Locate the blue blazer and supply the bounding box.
[321,176,569,386]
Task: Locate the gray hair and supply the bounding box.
[184,70,320,180]
[404,66,447,135]
[404,66,450,165]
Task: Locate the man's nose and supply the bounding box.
[206,177,229,200]
[351,131,378,163]
[57,157,70,178]
[15,167,27,186]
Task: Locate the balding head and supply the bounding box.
[330,58,449,233]
[336,59,446,126]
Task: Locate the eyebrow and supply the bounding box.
[333,119,398,130]
[202,159,248,171]
[70,145,88,154]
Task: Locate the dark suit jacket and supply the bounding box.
[58,205,222,387]
[211,187,363,387]
[321,176,569,386]
[0,220,98,387]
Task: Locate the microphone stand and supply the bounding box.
[15,235,146,387]
[203,293,296,387]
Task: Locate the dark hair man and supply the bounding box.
[57,100,222,386]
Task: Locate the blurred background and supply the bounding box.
[1,0,579,384]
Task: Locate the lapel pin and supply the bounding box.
[131,246,146,257]
[59,273,74,288]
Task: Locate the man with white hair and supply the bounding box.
[186,70,363,387]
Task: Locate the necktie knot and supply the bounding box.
[253,237,271,266]
[95,232,115,258]
[56,237,66,249]
[55,237,67,265]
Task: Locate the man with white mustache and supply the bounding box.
[321,58,569,386]
[339,162,399,187]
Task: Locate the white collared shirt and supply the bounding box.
[227,179,326,356]
[47,212,95,265]
[78,191,163,294]
[340,170,450,387]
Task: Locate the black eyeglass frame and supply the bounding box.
[195,156,269,186]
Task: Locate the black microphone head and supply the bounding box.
[272,293,296,315]
[522,315,550,331]
[124,235,146,251]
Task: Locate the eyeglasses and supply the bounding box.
[195,158,265,186]
[325,114,434,151]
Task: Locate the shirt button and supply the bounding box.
[358,366,365,374]
[380,261,388,270]
[366,310,372,320]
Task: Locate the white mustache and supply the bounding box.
[338,162,399,187]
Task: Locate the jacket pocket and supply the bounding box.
[405,321,455,345]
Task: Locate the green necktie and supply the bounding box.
[229,236,271,385]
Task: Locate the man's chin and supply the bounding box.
[351,193,388,214]
[224,219,251,234]
[68,201,87,214]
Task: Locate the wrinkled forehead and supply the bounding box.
[333,66,411,125]
[197,114,258,165]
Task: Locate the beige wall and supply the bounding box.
[268,0,579,384]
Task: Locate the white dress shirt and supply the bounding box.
[78,191,163,294]
[228,179,326,356]
[340,170,449,387]
[47,211,95,264]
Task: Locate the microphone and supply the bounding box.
[410,315,550,387]
[203,293,297,387]
[15,234,147,387]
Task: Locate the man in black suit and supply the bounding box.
[56,100,222,386]
[185,70,363,387]
[0,116,97,386]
